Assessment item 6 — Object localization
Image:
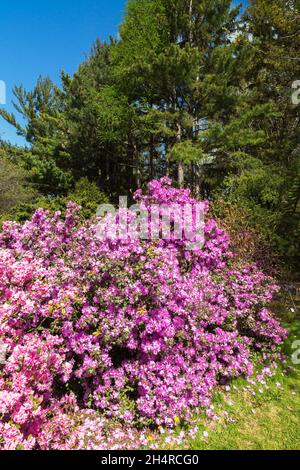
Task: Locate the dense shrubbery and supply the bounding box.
[0,177,109,225]
[0,179,287,449]
[210,199,281,276]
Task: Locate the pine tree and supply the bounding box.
[220,0,300,270]
[0,77,71,194]
[113,0,248,189]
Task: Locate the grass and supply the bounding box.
[158,304,300,451]
[189,360,300,450]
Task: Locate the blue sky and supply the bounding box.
[0,0,126,145]
[0,0,247,145]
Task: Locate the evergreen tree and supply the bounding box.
[226,0,300,270]
[113,0,258,190]
[0,77,72,194]
[0,141,36,217]
[0,0,299,271]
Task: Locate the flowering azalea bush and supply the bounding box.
[0,178,287,449]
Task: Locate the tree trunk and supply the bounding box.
[189,0,193,46]
[178,161,185,188]
[126,132,135,191]
[176,123,184,187]
[133,141,141,189]
[149,135,154,180]
[194,163,201,197]
[165,143,170,176]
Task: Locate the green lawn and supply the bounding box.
[189,362,300,450]
[157,311,300,451]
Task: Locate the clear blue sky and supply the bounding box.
[0,0,247,146]
[0,0,126,145]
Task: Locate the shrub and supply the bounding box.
[0,178,287,449]
[210,198,281,275]
[2,177,109,224]
[0,157,36,218]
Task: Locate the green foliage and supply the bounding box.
[0,77,72,194]
[0,0,300,273]
[168,140,203,164]
[0,150,36,217]
[65,177,109,218]
[1,178,109,224]
[220,0,300,272]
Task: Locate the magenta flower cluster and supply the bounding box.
[0,178,287,449]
